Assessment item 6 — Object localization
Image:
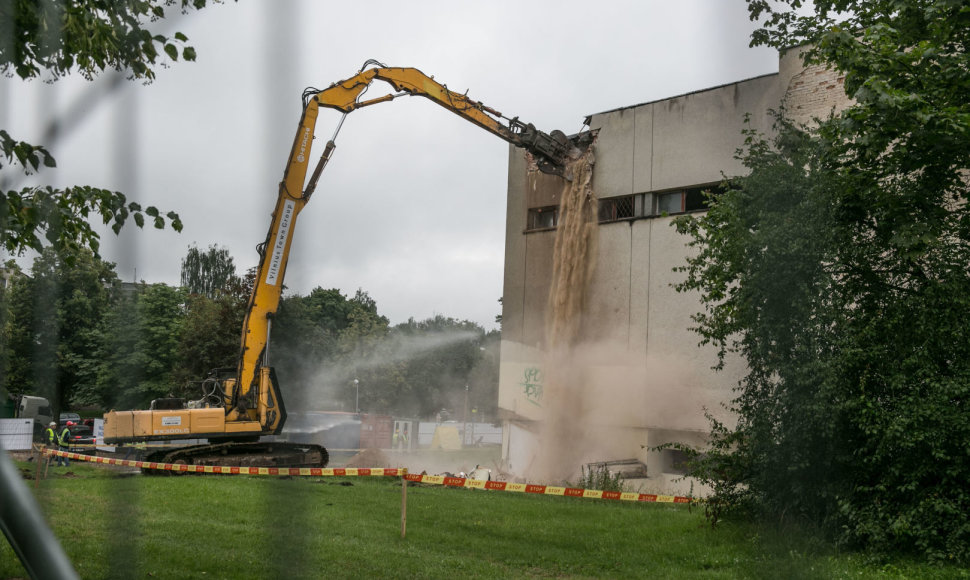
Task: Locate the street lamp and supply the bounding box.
[353,378,359,414]
[463,384,469,446]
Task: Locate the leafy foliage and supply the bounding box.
[0,0,221,260]
[96,283,186,409]
[388,315,492,418]
[180,244,238,299]
[3,247,498,426]
[171,278,248,395]
[0,0,209,81]
[673,0,970,563]
[575,464,625,493]
[272,289,497,419]
[3,247,118,417]
[0,182,183,259]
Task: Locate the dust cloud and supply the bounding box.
[281,328,480,413]
[518,144,725,485]
[546,146,598,350]
[527,148,605,483]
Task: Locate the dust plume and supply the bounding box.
[281,327,480,412]
[546,147,598,349]
[529,148,601,483]
[520,341,727,485]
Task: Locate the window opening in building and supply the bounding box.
[657,191,685,215]
[526,206,558,231]
[685,187,712,211]
[663,448,692,476]
[598,195,636,223]
[527,185,723,231]
[657,185,722,215]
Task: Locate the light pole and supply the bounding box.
[353,378,359,414]
[463,384,469,446]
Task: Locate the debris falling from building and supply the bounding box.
[528,146,600,483]
[546,147,599,349]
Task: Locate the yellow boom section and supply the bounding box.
[230,96,326,422]
[313,66,578,176]
[232,64,582,423]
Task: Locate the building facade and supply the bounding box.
[497,47,850,492]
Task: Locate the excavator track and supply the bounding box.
[143,441,328,473]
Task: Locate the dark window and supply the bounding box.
[658,185,722,215]
[598,195,636,223]
[526,206,558,231]
[663,448,692,475]
[685,186,721,211]
[528,185,721,229]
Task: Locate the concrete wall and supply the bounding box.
[499,51,851,493]
[586,74,781,199]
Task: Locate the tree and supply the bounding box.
[96,283,186,409]
[180,244,238,299]
[388,315,487,418]
[4,247,118,417]
[0,260,24,398]
[171,276,248,395]
[673,0,970,563]
[272,288,390,412]
[466,328,501,421]
[0,0,219,259]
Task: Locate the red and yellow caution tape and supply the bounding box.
[41,448,693,505]
[403,473,692,504]
[42,448,401,477]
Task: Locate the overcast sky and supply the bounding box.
[0,0,778,330]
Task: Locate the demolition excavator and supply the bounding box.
[103,61,593,468]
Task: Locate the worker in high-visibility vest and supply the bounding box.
[44,422,58,466]
[56,421,73,467]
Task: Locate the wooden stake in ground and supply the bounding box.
[33,445,43,488]
[400,469,408,539]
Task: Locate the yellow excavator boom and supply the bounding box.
[104,62,591,469]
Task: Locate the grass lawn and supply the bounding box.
[2,455,968,579]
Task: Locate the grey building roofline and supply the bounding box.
[583,71,780,126]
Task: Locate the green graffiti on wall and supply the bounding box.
[520,367,543,406]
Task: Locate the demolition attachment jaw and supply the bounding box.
[517,125,596,179]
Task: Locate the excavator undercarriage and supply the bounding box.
[142,440,329,470]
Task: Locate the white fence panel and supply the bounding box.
[0,418,35,450]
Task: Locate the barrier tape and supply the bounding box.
[404,473,692,504]
[40,448,693,505]
[41,448,402,477]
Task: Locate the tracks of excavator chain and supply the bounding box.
[142,441,328,474]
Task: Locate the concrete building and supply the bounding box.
[497,47,851,493]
